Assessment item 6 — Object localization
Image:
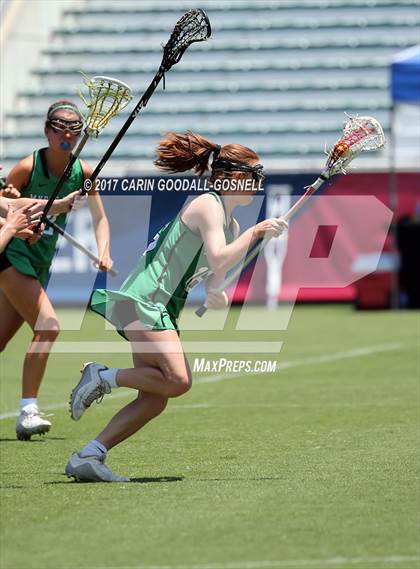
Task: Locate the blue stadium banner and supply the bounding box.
[46,174,319,304]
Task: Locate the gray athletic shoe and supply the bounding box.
[69,362,111,421]
[65,452,130,483]
[16,407,51,441]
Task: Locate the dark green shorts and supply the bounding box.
[5,250,50,288]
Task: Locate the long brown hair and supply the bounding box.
[154,131,259,178]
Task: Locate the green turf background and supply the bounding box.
[0,306,418,569]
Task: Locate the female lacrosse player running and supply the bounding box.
[66,132,287,482]
[0,100,114,441]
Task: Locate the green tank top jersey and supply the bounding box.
[6,148,84,274]
[90,192,235,336]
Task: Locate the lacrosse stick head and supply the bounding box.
[79,75,133,137]
[161,9,211,73]
[326,115,385,176]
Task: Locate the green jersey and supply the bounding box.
[90,192,235,334]
[6,148,84,270]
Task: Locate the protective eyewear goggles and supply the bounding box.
[212,159,265,184]
[47,118,84,135]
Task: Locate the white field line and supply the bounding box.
[47,341,284,354]
[194,342,404,384]
[0,342,403,421]
[87,554,420,569]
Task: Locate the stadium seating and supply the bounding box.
[2,0,419,172]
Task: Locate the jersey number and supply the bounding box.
[185,266,210,292]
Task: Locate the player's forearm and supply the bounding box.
[49,198,74,214]
[0,198,12,216]
[0,197,36,215]
[93,217,111,257]
[13,197,39,211]
[205,273,226,293]
[210,225,260,274]
[0,224,16,253]
[2,197,70,215]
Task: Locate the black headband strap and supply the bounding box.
[212,158,263,174]
[211,159,265,186]
[212,145,221,162]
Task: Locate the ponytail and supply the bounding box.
[154,131,219,176]
[155,131,260,180]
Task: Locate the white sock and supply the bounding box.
[99,368,120,388]
[79,439,107,458]
[20,398,38,411]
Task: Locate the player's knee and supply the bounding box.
[45,326,60,342]
[33,320,60,342]
[164,371,191,398]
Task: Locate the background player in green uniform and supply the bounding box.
[0,101,114,440]
[66,132,288,482]
[1,163,81,252]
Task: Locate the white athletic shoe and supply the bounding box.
[65,452,130,483]
[69,362,111,421]
[16,407,51,441]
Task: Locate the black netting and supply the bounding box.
[162,9,211,72]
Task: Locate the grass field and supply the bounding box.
[0,305,419,569]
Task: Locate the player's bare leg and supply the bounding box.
[67,328,190,481]
[70,328,191,420]
[0,289,24,352]
[0,267,59,439]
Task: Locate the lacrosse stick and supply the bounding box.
[44,219,118,277]
[44,218,119,276]
[36,75,133,230]
[40,11,210,266]
[82,9,211,193]
[196,114,386,316]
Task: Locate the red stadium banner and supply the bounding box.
[233,172,420,304]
